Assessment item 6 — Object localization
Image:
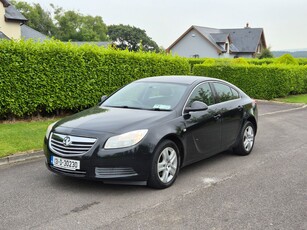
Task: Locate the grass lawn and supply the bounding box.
[275,94,307,104]
[0,119,57,158]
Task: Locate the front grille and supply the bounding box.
[95,167,138,178]
[49,165,86,177]
[49,132,96,156]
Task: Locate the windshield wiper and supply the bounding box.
[106,105,145,110]
[104,105,171,111]
[150,108,171,111]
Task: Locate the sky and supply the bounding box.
[26,0,307,51]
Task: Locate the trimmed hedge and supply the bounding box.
[193,64,307,99]
[246,58,275,65]
[0,40,190,118]
[188,57,307,69]
[296,58,307,65]
[188,58,207,70]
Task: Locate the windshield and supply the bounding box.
[102,82,188,111]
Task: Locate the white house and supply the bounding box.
[0,0,48,41]
[167,24,267,58]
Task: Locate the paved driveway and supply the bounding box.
[0,101,306,230]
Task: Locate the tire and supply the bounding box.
[148,140,180,189]
[233,121,255,156]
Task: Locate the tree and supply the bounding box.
[11,0,56,36]
[257,47,274,59]
[53,7,108,41]
[12,1,108,41]
[108,24,159,52]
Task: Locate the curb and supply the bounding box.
[255,99,306,107]
[0,151,44,166]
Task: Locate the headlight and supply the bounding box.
[45,121,57,139]
[104,129,148,149]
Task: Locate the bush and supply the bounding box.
[275,54,299,65]
[246,58,275,66]
[193,64,307,99]
[203,58,216,65]
[296,58,307,66]
[0,40,190,118]
[188,58,231,70]
[188,58,207,71]
[231,58,249,66]
[256,48,274,59]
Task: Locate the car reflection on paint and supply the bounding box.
[44,76,258,189]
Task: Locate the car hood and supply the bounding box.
[54,106,174,134]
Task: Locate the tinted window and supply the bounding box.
[231,88,240,99]
[213,83,239,102]
[187,83,214,106]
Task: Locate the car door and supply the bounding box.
[211,82,244,150]
[183,82,222,162]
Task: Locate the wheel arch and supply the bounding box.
[234,115,257,149]
[246,115,257,135]
[159,134,185,168]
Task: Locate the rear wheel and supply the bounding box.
[148,140,180,189]
[233,121,255,156]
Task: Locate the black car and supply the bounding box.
[44,76,258,189]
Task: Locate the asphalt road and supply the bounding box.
[0,101,306,230]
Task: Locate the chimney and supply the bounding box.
[245,22,250,28]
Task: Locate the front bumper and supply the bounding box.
[44,137,152,182]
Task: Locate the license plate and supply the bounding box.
[51,156,80,171]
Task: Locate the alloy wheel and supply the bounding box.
[243,125,254,152]
[157,147,178,184]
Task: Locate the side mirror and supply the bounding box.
[184,101,208,113]
[99,95,108,105]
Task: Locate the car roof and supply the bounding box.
[137,76,213,85]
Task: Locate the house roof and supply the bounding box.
[167,26,223,54]
[210,33,229,43]
[221,28,264,53]
[0,0,10,7]
[167,25,266,54]
[21,24,49,41]
[193,26,225,53]
[1,0,28,23]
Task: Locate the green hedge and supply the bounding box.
[296,58,307,65]
[188,58,207,70]
[247,57,307,66]
[0,40,190,118]
[246,58,275,65]
[193,64,307,99]
[188,57,307,69]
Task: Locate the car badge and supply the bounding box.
[63,136,72,146]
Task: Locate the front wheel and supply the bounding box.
[148,140,180,189]
[233,121,255,156]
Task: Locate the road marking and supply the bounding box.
[259,105,307,117]
[202,177,220,185]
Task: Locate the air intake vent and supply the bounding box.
[95,167,138,178]
[49,133,96,156]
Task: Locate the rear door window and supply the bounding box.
[213,82,240,103]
